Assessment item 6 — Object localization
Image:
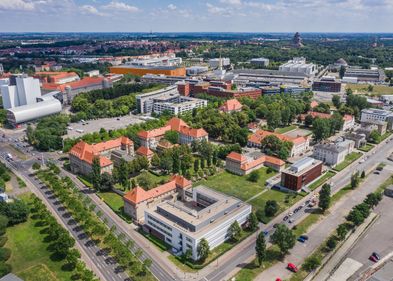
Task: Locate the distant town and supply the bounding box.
[1,31,393,281]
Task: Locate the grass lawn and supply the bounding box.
[5,196,74,281]
[358,143,375,152]
[77,175,93,188]
[248,190,303,223]
[97,191,131,223]
[195,167,276,201]
[132,171,170,189]
[333,152,362,172]
[346,84,393,95]
[292,211,322,237]
[381,132,392,142]
[308,171,336,191]
[275,125,297,134]
[233,246,282,281]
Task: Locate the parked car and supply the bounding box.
[374,171,380,175]
[372,252,381,260]
[297,237,306,243]
[299,235,309,240]
[283,216,289,221]
[369,255,378,262]
[287,263,298,273]
[288,218,294,224]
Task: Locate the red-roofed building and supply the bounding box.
[34,71,79,84]
[219,99,243,113]
[136,146,154,161]
[69,136,133,176]
[299,112,355,131]
[247,130,310,157]
[138,117,208,149]
[123,175,192,222]
[226,151,285,175]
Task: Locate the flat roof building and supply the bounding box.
[279,57,317,77]
[152,95,207,115]
[313,139,355,167]
[109,65,186,77]
[250,58,270,67]
[281,157,323,191]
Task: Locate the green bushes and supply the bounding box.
[0,248,11,262]
[0,214,10,278]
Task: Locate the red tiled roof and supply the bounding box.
[310,101,319,108]
[220,99,242,112]
[69,136,132,167]
[248,130,308,146]
[42,77,104,92]
[179,126,208,138]
[136,146,154,157]
[123,175,191,204]
[166,117,188,131]
[343,114,354,122]
[137,125,171,139]
[226,152,247,163]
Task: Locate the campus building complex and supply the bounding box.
[225,151,285,175]
[313,139,355,167]
[123,175,251,260]
[69,136,134,176]
[137,117,208,149]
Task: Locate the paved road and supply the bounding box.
[346,196,393,281]
[202,136,393,281]
[0,156,129,281]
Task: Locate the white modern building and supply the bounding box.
[6,98,62,126]
[127,55,182,67]
[136,85,179,114]
[152,96,207,115]
[209,58,230,68]
[186,66,208,76]
[313,139,355,167]
[1,75,41,109]
[360,108,393,123]
[279,57,317,76]
[143,185,251,260]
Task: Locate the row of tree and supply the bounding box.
[36,166,153,279]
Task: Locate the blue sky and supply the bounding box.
[0,0,393,33]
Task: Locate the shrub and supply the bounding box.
[0,248,11,261]
[303,255,321,272]
[326,236,337,251]
[0,236,7,247]
[0,262,12,277]
[248,170,260,182]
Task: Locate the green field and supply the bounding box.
[334,152,362,172]
[248,190,303,223]
[98,191,124,213]
[5,196,74,281]
[195,167,276,201]
[346,84,393,96]
[308,171,336,191]
[275,125,297,134]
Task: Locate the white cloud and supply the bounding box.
[102,1,139,13]
[0,0,35,11]
[206,3,233,16]
[167,3,176,10]
[219,0,242,6]
[80,5,106,16]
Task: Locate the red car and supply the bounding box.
[369,255,378,262]
[276,279,282,281]
[287,263,298,272]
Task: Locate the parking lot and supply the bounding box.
[65,114,145,138]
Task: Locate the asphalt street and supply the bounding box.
[0,156,129,281]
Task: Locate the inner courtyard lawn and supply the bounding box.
[195,167,276,201]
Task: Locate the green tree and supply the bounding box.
[264,200,279,217]
[304,114,314,127]
[32,162,41,170]
[228,221,242,241]
[332,95,341,109]
[65,248,81,270]
[271,224,296,255]
[255,232,267,266]
[248,212,259,231]
[91,157,101,190]
[312,118,331,141]
[197,238,210,262]
[339,65,346,79]
[248,170,260,182]
[151,154,160,167]
[194,159,200,173]
[303,255,321,272]
[326,236,337,251]
[137,172,155,190]
[369,130,381,144]
[318,184,331,213]
[336,223,349,240]
[99,172,113,192]
[164,130,179,144]
[346,208,365,226]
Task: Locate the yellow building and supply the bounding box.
[109,65,186,76]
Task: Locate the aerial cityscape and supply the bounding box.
[1,1,393,281]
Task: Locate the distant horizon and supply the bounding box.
[1,0,393,33]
